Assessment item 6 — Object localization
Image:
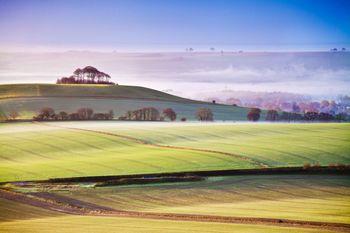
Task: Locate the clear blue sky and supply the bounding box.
[0,0,349,50]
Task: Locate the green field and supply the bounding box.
[1,175,348,233]
[1,121,350,232]
[0,122,349,182]
[0,84,251,120]
[0,204,333,233]
[52,175,350,224]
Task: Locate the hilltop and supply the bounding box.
[0,84,251,120]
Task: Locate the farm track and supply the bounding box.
[1,188,349,232]
[37,122,268,168]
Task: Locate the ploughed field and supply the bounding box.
[0,122,349,182]
[1,121,350,232]
[0,84,251,121]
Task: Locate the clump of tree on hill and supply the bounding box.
[56,66,115,85]
[33,107,114,121]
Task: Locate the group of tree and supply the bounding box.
[196,108,214,121]
[248,108,348,122]
[56,66,115,85]
[33,107,114,121]
[119,107,213,121]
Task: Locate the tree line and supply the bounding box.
[7,106,348,122]
[33,108,114,121]
[248,108,348,122]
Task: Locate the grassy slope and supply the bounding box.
[0,122,349,182]
[0,84,250,120]
[60,121,350,167]
[0,123,253,182]
[59,175,350,224]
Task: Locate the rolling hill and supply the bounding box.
[0,84,253,121]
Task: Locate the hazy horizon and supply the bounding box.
[1,0,349,101]
[1,51,349,101]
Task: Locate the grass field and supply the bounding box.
[0,209,334,233]
[1,121,349,232]
[0,84,251,120]
[0,122,349,182]
[54,175,350,224]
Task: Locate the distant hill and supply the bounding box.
[0,84,256,121]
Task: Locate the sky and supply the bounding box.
[0,0,349,100]
[0,0,350,51]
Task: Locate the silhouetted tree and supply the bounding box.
[196,108,213,121]
[58,111,69,120]
[125,107,160,121]
[319,112,334,122]
[77,108,94,120]
[304,111,319,121]
[57,66,115,85]
[39,107,55,120]
[247,108,261,121]
[265,110,278,121]
[163,108,177,121]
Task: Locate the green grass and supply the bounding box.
[0,215,334,233]
[0,84,191,101]
[0,122,349,182]
[0,84,250,120]
[0,122,254,182]
[56,121,350,167]
[0,198,337,233]
[57,175,350,224]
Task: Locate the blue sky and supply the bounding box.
[0,0,349,51]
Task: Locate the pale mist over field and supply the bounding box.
[0,50,349,101]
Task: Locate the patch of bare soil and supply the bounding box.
[1,188,349,232]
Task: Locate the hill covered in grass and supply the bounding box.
[0,84,252,120]
[0,122,349,182]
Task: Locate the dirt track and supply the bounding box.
[1,188,350,232]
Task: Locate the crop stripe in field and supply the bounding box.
[36,122,268,168]
[1,188,349,232]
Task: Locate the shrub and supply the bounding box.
[181,117,187,122]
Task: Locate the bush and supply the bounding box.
[181,117,187,122]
